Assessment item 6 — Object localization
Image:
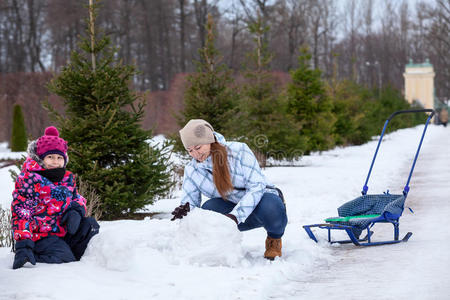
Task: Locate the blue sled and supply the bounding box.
[303,223,412,246]
[303,109,434,247]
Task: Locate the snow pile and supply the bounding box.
[82,223,137,271]
[84,210,244,270]
[171,209,244,267]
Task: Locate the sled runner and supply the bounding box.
[303,109,435,246]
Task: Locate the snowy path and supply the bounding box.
[290,126,450,299]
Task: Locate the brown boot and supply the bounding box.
[264,236,282,260]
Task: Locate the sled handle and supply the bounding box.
[386,109,435,121]
[362,109,435,196]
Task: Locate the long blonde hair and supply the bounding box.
[211,142,233,199]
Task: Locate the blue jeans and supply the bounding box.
[201,192,287,239]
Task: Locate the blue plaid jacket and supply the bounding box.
[180,132,277,224]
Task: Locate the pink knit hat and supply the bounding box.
[36,126,68,163]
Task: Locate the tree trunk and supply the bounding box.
[179,0,186,72]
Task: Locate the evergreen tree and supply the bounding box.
[287,47,336,154]
[328,78,372,146]
[45,1,172,219]
[10,104,27,152]
[176,14,238,148]
[237,15,303,166]
[364,86,426,135]
[328,75,426,146]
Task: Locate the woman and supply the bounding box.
[171,119,287,260]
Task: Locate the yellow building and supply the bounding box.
[403,59,435,109]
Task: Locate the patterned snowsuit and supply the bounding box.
[11,157,86,242]
[11,142,99,263]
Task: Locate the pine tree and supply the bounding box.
[10,104,27,152]
[328,78,370,146]
[238,15,303,166]
[365,86,426,135]
[176,14,238,147]
[287,47,336,154]
[45,0,172,219]
[328,72,426,146]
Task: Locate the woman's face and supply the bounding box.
[187,144,211,162]
[43,154,65,169]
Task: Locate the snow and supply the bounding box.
[0,142,26,160]
[0,166,16,210]
[1,124,450,299]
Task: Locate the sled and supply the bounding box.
[303,109,435,246]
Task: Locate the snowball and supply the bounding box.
[171,209,244,267]
[83,227,136,272]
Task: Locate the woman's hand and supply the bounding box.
[170,203,190,221]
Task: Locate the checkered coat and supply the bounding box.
[180,132,277,224]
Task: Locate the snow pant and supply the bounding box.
[201,192,287,239]
[34,217,100,263]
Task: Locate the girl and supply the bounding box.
[11,126,99,269]
[171,119,287,260]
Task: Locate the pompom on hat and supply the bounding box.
[36,126,68,164]
[179,119,215,150]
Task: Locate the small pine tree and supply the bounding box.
[10,104,27,152]
[328,74,426,146]
[328,79,370,146]
[45,1,172,219]
[287,47,336,154]
[237,15,303,166]
[176,14,238,149]
[365,86,426,135]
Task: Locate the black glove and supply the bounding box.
[13,239,36,270]
[61,208,83,235]
[171,202,190,221]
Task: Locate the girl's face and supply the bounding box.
[187,144,211,162]
[43,154,65,169]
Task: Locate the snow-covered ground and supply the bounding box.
[0,142,26,161]
[1,124,449,300]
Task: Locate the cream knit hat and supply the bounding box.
[179,119,215,149]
